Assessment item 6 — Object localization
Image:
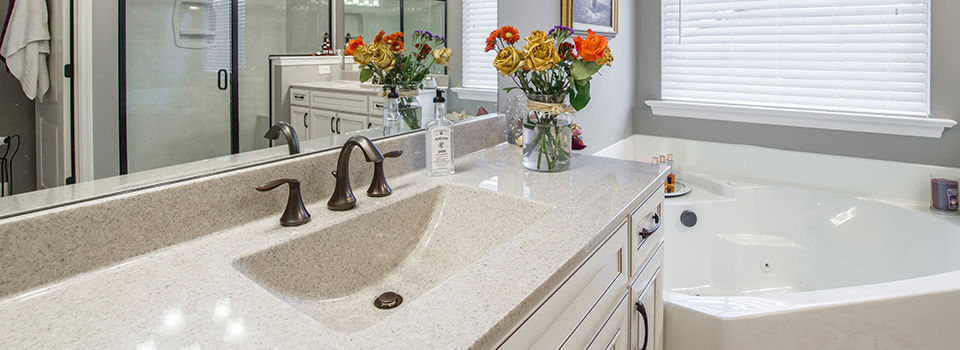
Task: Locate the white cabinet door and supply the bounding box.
[309,109,336,139]
[290,106,310,140]
[338,113,368,134]
[631,245,664,350]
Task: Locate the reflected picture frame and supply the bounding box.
[561,0,619,36]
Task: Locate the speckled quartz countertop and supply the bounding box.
[0,144,666,349]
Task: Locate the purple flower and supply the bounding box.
[435,35,447,44]
[548,25,573,37]
[423,31,434,40]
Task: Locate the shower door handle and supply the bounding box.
[217,69,228,90]
[640,213,661,239]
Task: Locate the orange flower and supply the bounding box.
[345,36,364,56]
[373,30,386,44]
[499,25,520,44]
[573,29,608,62]
[383,32,404,52]
[484,28,501,52]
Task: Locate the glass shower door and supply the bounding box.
[124,0,234,173]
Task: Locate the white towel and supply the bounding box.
[1,0,49,102]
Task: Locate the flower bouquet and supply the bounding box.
[488,25,613,172]
[346,30,452,130]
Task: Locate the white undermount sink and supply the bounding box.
[234,184,554,333]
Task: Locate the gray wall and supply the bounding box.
[633,0,960,167]
[498,0,638,152]
[0,0,36,194]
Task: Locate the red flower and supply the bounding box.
[373,30,386,44]
[559,42,576,60]
[345,35,364,56]
[499,25,520,44]
[573,29,608,62]
[484,28,501,52]
[383,32,404,52]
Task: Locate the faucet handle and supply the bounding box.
[256,179,311,227]
[368,150,403,197]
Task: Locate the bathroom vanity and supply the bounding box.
[0,117,667,349]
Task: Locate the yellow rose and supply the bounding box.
[433,47,453,68]
[352,45,374,66]
[595,46,614,66]
[523,30,550,50]
[523,39,561,71]
[493,46,525,76]
[370,43,395,71]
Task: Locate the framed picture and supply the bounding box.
[562,0,619,36]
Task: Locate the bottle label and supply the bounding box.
[431,126,452,173]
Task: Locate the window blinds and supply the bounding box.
[661,0,931,117]
[462,0,498,89]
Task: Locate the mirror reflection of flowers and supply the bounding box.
[346,30,451,87]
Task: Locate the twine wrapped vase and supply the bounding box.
[522,94,574,172]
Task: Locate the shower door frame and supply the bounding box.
[116,0,241,175]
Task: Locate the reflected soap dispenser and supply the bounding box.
[426,89,454,176]
[383,86,400,124]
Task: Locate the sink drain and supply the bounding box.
[374,291,403,310]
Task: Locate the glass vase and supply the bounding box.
[522,95,573,172]
[397,86,422,130]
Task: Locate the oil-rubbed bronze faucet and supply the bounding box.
[256,179,311,226]
[263,121,301,155]
[327,136,402,211]
[368,150,403,197]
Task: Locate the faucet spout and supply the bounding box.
[264,121,301,155]
[327,136,384,211]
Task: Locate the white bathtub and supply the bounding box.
[597,135,960,349]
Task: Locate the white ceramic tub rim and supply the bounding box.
[664,269,960,319]
[594,134,960,204]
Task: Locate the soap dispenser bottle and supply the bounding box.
[383,86,400,124]
[426,89,454,176]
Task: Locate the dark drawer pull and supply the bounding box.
[635,300,649,350]
[640,213,661,240]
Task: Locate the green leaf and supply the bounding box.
[569,79,591,111]
[570,61,602,82]
[359,68,374,82]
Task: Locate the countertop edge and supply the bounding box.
[472,163,670,349]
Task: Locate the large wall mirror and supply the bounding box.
[0,0,499,218]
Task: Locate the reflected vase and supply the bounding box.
[522,94,573,173]
[384,85,422,130]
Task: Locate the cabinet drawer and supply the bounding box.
[290,88,309,107]
[631,243,664,350]
[630,187,664,280]
[310,90,368,114]
[586,291,630,350]
[500,222,628,350]
[368,97,386,115]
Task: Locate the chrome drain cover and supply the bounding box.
[374,291,403,309]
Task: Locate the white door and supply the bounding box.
[35,0,72,189]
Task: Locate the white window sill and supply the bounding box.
[451,87,498,103]
[645,100,957,139]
